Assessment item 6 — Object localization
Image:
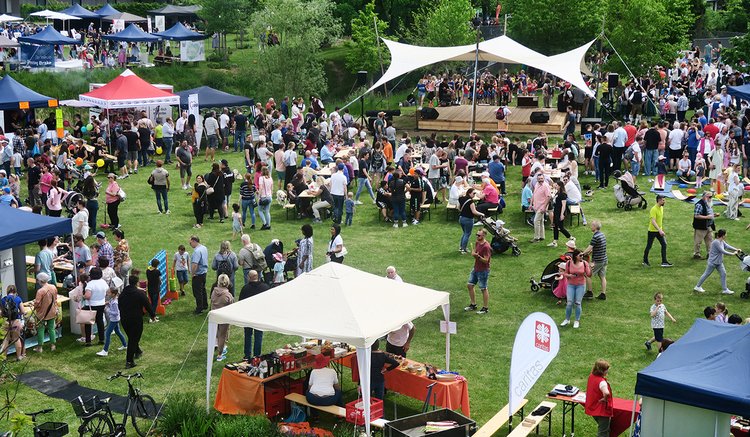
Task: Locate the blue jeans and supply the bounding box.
[644,149,658,176]
[345,212,353,225]
[163,138,173,162]
[392,199,406,222]
[565,284,586,321]
[86,199,98,232]
[241,198,256,226]
[332,194,345,224]
[355,177,375,201]
[696,263,728,290]
[154,186,169,212]
[372,380,385,401]
[258,199,271,226]
[243,327,263,359]
[102,321,127,352]
[234,130,246,152]
[630,161,640,177]
[593,156,600,180]
[459,216,474,251]
[306,389,341,407]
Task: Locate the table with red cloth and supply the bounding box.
[349,358,470,416]
[546,392,639,437]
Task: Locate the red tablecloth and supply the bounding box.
[349,358,470,416]
[547,393,639,437]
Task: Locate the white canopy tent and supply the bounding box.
[206,263,451,436]
[366,35,596,97]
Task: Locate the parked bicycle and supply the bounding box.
[72,372,158,437]
[1,408,68,437]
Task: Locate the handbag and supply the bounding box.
[117,188,126,201]
[76,301,97,325]
[206,176,219,196]
[259,196,271,206]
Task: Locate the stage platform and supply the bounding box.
[416,104,565,135]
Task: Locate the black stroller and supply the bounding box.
[738,250,750,299]
[62,191,84,218]
[614,171,648,211]
[480,216,520,256]
[530,254,569,293]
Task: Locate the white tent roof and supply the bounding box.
[367,35,595,97]
[0,14,22,23]
[208,262,450,348]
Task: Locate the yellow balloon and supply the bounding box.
[156,147,163,155]
[96,159,105,168]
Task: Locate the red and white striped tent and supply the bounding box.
[79,69,180,109]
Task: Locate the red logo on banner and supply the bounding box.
[534,321,551,352]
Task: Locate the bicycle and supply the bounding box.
[0,408,68,437]
[72,372,158,437]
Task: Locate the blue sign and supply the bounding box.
[153,249,168,299]
[20,43,54,68]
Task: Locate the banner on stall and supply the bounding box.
[20,44,54,68]
[188,93,202,147]
[55,109,63,138]
[113,19,125,32]
[155,15,165,32]
[180,40,205,62]
[508,312,559,418]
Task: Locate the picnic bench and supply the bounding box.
[285,393,388,429]
[473,398,528,437]
[506,401,556,437]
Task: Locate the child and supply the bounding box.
[715,302,728,323]
[655,154,668,176]
[12,150,22,177]
[1,285,25,360]
[231,203,242,239]
[272,252,286,285]
[96,287,127,357]
[645,292,676,351]
[704,306,716,320]
[172,245,189,296]
[344,192,355,226]
[695,153,705,187]
[146,259,160,323]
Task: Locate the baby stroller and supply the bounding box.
[480,216,520,256]
[739,251,750,299]
[530,254,570,293]
[62,191,84,218]
[614,171,648,211]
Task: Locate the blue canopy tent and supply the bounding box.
[59,4,99,19]
[0,75,57,110]
[18,26,79,45]
[635,319,750,436]
[94,3,120,18]
[152,22,205,41]
[176,86,253,109]
[102,23,161,42]
[727,84,750,103]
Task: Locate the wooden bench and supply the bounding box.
[284,202,297,220]
[486,206,499,220]
[507,401,556,437]
[285,393,388,429]
[446,203,458,221]
[419,203,432,221]
[473,398,529,437]
[568,204,581,226]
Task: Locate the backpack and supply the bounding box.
[624,144,635,161]
[216,257,233,276]
[2,296,19,321]
[495,107,506,120]
[251,244,268,272]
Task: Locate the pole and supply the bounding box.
[504,14,510,35]
[469,27,480,136]
[373,16,388,98]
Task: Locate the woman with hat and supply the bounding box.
[306,354,341,407]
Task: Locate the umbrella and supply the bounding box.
[29,10,57,18]
[0,14,22,23]
[48,12,82,21]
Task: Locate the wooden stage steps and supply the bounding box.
[416,104,565,135]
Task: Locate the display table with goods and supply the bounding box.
[545,385,639,437]
[732,416,750,437]
[214,340,355,417]
[4,295,68,355]
[348,357,470,416]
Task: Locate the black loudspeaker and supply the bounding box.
[608,73,619,89]
[420,108,439,120]
[530,111,550,123]
[557,94,567,112]
[357,71,368,86]
[365,109,402,118]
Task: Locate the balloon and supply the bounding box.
[155,147,163,155]
[63,120,70,127]
[744,198,750,204]
[86,124,93,131]
[687,188,696,194]
[678,184,687,188]
[745,185,750,191]
[75,158,83,166]
[96,159,105,168]
[81,126,87,133]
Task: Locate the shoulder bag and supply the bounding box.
[206,175,219,196]
[75,299,97,325]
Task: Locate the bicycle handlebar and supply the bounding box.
[107,371,143,381]
[25,408,53,418]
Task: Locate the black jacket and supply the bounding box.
[119,284,155,321]
[239,281,270,301]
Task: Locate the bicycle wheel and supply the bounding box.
[78,413,114,437]
[130,394,158,436]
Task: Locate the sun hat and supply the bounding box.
[565,240,577,250]
[273,252,283,262]
[313,354,330,369]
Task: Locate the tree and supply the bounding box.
[200,0,255,60]
[403,0,476,47]
[346,1,390,75]
[722,27,750,67]
[505,0,604,55]
[248,0,342,98]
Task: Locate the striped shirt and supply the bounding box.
[239,181,256,200]
[590,231,607,264]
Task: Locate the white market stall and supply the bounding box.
[206,263,451,436]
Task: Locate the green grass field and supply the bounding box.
[3,140,749,436]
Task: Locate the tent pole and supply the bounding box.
[206,322,217,411]
[469,27,480,136]
[356,347,373,436]
[373,18,387,98]
[628,396,638,436]
[442,303,451,371]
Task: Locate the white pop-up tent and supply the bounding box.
[206,263,451,436]
[366,35,596,97]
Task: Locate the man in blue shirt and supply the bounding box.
[189,235,209,315]
[488,155,506,195]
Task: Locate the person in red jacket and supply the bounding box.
[584,359,614,437]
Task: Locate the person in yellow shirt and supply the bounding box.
[643,195,672,267]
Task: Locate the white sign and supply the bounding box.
[508,312,560,418]
[147,17,152,34]
[155,15,165,33]
[188,93,202,148]
[439,321,457,334]
[112,19,125,33]
[180,40,205,62]
[251,126,260,142]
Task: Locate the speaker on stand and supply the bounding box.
[608,73,619,89]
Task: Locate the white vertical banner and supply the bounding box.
[113,19,125,32]
[155,15,165,33]
[188,93,202,148]
[508,312,560,419]
[147,17,152,34]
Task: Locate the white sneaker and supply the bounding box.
[96,350,108,357]
[573,321,580,329]
[165,210,171,215]
[117,346,127,351]
[722,289,735,295]
[569,236,576,242]
[216,354,226,362]
[157,211,162,214]
[547,241,558,247]
[402,222,408,227]
[693,286,705,293]
[354,200,363,205]
[393,223,398,228]
[77,337,86,343]
[560,319,570,326]
[412,219,419,225]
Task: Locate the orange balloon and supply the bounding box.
[686,188,696,194]
[75,158,83,166]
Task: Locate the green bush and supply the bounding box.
[213,415,278,437]
[155,393,207,437]
[21,0,67,18]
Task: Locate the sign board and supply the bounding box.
[180,40,205,62]
[251,126,260,142]
[439,320,457,334]
[188,93,201,147]
[20,43,54,68]
[155,15,165,33]
[55,109,63,138]
[112,19,125,32]
[147,17,152,34]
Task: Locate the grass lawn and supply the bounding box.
[4,143,748,435]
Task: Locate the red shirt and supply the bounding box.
[585,373,613,418]
[473,240,492,272]
[624,124,637,146]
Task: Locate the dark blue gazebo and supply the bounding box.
[0,75,57,110]
[152,22,205,41]
[18,26,79,45]
[103,24,161,42]
[727,84,750,103]
[177,86,253,109]
[94,3,120,18]
[59,4,99,19]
